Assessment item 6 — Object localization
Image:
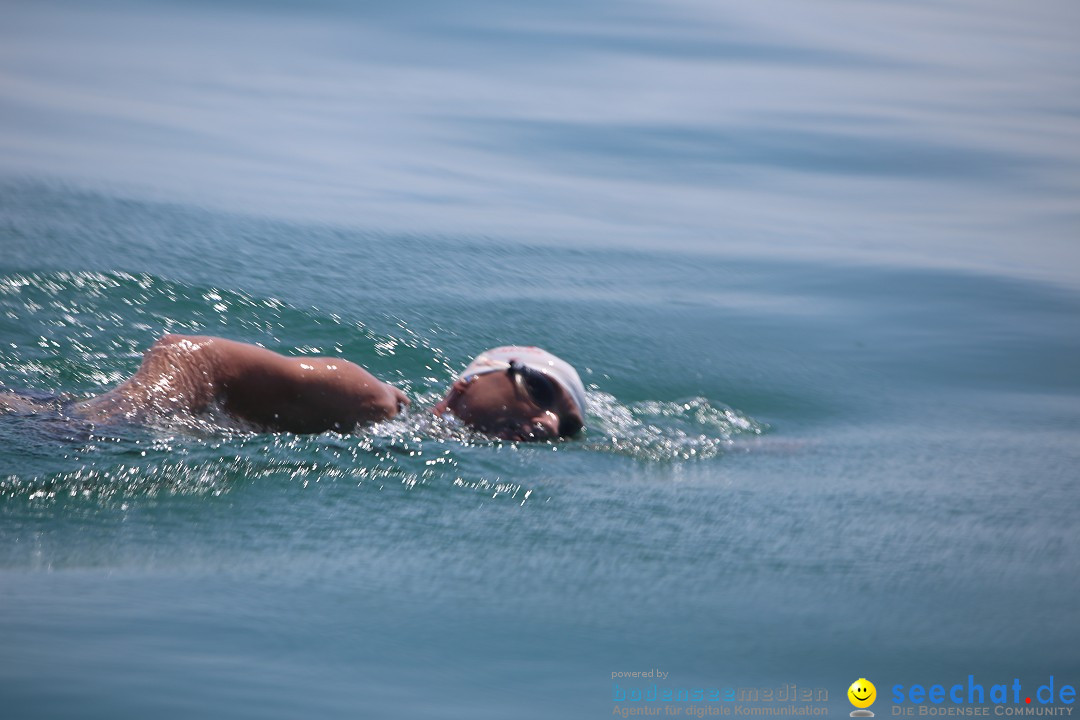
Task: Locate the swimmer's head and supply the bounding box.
[434,346,586,441]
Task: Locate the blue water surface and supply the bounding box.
[1,1,1078,718]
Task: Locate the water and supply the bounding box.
[2,1,1079,718]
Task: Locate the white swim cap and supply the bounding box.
[460,346,587,419]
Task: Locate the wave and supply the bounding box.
[1,270,769,503]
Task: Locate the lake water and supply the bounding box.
[1,1,1078,718]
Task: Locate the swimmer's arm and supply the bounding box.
[73,334,222,421]
[75,334,407,432]
[211,338,408,433]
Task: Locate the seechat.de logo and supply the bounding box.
[849,678,877,717]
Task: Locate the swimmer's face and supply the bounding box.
[436,370,581,441]
[848,679,876,709]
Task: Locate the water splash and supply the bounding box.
[1,269,770,508]
[583,391,765,462]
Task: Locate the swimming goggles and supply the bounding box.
[462,359,559,411]
[507,360,557,410]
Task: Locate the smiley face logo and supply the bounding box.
[848,678,877,709]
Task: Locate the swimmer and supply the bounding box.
[67,334,408,434]
[433,346,586,441]
[7,336,587,440]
